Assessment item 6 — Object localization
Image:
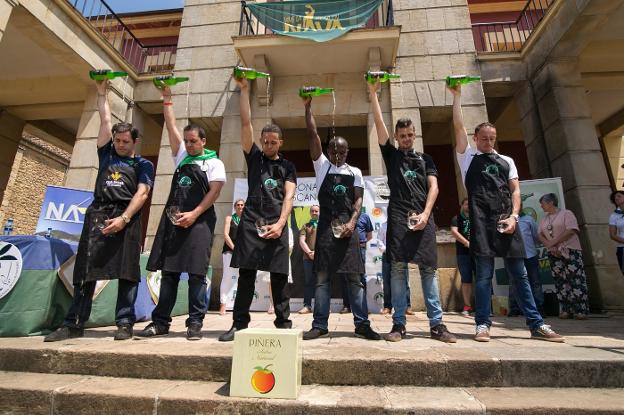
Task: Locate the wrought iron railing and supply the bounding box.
[66,0,178,74]
[239,0,394,36]
[471,0,554,53]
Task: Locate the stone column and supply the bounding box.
[65,88,129,190]
[517,58,624,310]
[0,110,25,225]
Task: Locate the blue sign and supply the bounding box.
[35,186,93,238]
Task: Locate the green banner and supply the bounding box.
[246,0,384,42]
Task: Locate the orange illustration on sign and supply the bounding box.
[251,364,275,394]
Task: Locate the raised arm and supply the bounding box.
[303,97,323,161]
[160,85,184,156]
[367,81,390,145]
[96,80,113,148]
[448,85,469,154]
[235,77,254,153]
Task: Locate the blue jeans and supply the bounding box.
[302,258,316,308]
[313,271,369,331]
[152,271,207,328]
[390,262,443,328]
[474,256,543,330]
[382,255,410,309]
[64,279,138,328]
[341,247,368,314]
[509,256,544,315]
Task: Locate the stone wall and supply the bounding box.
[0,134,70,234]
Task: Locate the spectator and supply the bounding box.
[298,205,320,314]
[450,198,474,316]
[219,199,245,315]
[538,193,590,320]
[508,207,544,316]
[608,191,624,275]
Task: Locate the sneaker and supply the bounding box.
[298,306,312,315]
[186,323,203,341]
[405,307,416,316]
[135,323,169,338]
[218,326,244,342]
[339,307,351,314]
[303,327,329,340]
[531,324,565,343]
[461,306,473,316]
[474,324,490,342]
[383,324,406,342]
[44,326,84,342]
[380,308,391,315]
[113,325,133,341]
[354,324,382,341]
[430,324,457,343]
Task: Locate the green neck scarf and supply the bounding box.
[232,213,241,225]
[178,148,217,168]
[309,218,318,227]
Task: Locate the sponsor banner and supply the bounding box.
[492,178,565,296]
[35,185,93,239]
[247,0,383,42]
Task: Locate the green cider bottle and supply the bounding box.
[446,75,481,87]
[89,70,128,81]
[153,75,190,88]
[233,66,270,79]
[365,71,400,84]
[299,86,335,98]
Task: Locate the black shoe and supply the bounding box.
[218,326,245,342]
[135,322,169,338]
[44,326,84,342]
[186,323,203,341]
[354,324,382,341]
[114,325,133,341]
[303,327,329,340]
[383,324,406,342]
[430,323,457,343]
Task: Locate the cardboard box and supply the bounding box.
[230,328,302,399]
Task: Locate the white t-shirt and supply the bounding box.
[312,153,363,197]
[456,146,518,186]
[609,212,624,247]
[174,147,226,183]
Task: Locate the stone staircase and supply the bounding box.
[0,312,623,414]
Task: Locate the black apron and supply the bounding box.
[147,160,216,276]
[465,152,525,258]
[73,152,142,284]
[313,165,364,275]
[222,218,238,253]
[231,154,290,274]
[386,151,437,267]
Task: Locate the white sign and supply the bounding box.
[0,242,23,300]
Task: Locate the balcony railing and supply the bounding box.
[239,0,394,37]
[471,0,554,53]
[66,0,178,74]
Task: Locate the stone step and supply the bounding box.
[1,371,623,415]
[1,336,623,388]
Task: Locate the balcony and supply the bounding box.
[65,0,179,75]
[471,0,554,53]
[233,0,400,76]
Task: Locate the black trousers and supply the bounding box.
[233,268,292,329]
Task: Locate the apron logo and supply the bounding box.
[0,243,23,300]
[178,176,193,187]
[333,184,347,196]
[264,178,278,191]
[106,171,124,187]
[483,164,499,175]
[374,292,384,305]
[403,170,417,181]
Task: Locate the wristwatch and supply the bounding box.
[121,214,131,224]
[510,214,519,222]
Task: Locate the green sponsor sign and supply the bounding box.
[247,0,384,42]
